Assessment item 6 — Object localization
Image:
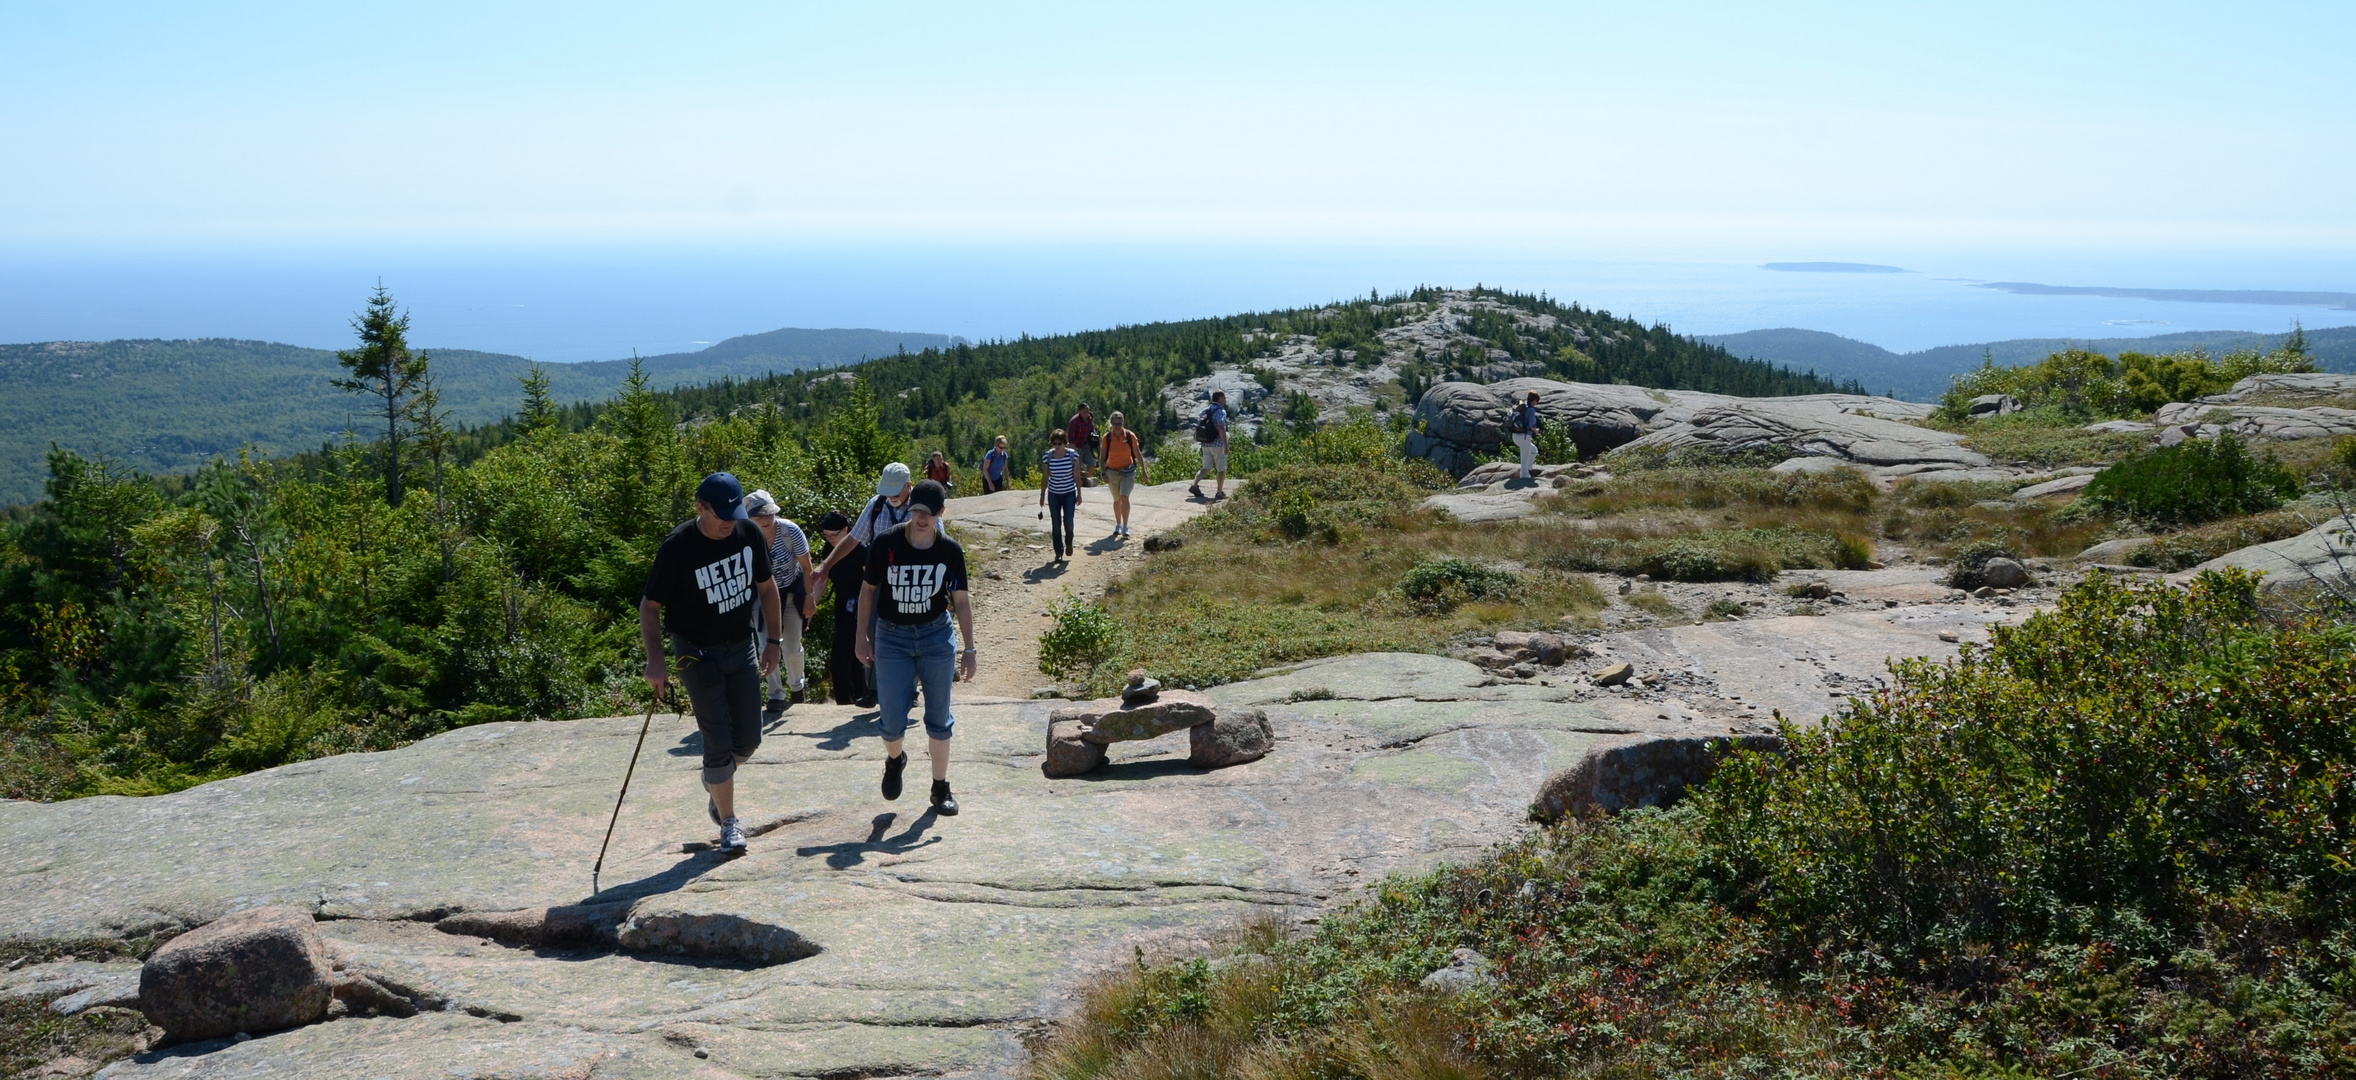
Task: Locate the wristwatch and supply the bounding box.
[765,637,784,646]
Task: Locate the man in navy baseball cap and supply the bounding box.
[695,472,748,521]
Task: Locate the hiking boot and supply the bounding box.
[765,695,788,712]
[881,753,907,801]
[790,687,804,705]
[930,779,959,816]
[719,817,747,854]
[1188,484,1204,499]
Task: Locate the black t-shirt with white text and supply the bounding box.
[862,523,968,625]
[643,518,774,646]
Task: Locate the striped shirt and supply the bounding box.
[768,519,809,588]
[1041,449,1079,494]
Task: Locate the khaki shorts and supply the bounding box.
[1103,465,1137,498]
[1199,443,1229,472]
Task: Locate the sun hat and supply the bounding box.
[743,489,781,518]
[875,462,913,497]
[694,473,746,520]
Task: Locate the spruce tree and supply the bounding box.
[333,287,431,508]
[518,364,558,435]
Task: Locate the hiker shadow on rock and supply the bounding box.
[579,847,739,909]
[1076,756,1202,783]
[797,811,941,870]
[791,712,882,752]
[1023,562,1071,585]
[1084,535,1124,556]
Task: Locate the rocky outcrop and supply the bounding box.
[1968,394,2022,417]
[2171,372,2356,408]
[2149,404,2356,445]
[1614,399,1987,472]
[1530,733,1784,822]
[2176,512,2356,591]
[139,906,336,1041]
[1406,377,1935,477]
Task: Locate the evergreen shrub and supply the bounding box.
[2082,433,2300,527]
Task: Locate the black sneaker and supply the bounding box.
[855,694,877,709]
[930,779,959,816]
[765,695,788,713]
[790,688,804,705]
[1188,484,1204,499]
[881,753,907,801]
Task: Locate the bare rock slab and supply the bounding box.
[140,905,334,1041]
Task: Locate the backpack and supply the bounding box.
[1507,404,1539,435]
[1194,407,1223,444]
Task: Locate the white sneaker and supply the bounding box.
[719,817,747,853]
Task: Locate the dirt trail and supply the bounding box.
[943,479,1231,699]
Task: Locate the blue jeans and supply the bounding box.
[1046,490,1077,557]
[874,617,957,742]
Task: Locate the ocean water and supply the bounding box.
[2,244,2352,362]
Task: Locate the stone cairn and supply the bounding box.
[1043,672,1273,777]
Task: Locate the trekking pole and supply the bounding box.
[591,691,668,897]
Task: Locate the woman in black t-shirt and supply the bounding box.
[854,480,976,816]
[815,510,870,706]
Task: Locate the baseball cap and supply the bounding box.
[817,510,851,532]
[875,462,913,497]
[908,479,947,516]
[695,473,747,520]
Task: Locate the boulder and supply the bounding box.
[139,905,335,1041]
[1531,733,1784,822]
[1978,557,2030,589]
[1418,948,1497,994]
[1120,673,1163,705]
[1142,532,1184,553]
[1968,394,2022,418]
[1591,662,1634,687]
[1187,708,1275,769]
[1044,719,1109,777]
[1055,690,1219,746]
[1616,400,1987,470]
[1492,631,1569,666]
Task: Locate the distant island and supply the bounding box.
[1761,262,1908,274]
[1977,282,2356,310]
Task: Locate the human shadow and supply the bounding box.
[665,729,703,758]
[579,847,737,907]
[1083,534,1125,555]
[1022,562,1072,585]
[791,711,881,751]
[796,810,941,869]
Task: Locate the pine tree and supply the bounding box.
[518,364,558,435]
[333,287,431,508]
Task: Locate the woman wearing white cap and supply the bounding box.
[743,488,814,709]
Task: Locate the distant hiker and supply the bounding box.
[816,463,916,705]
[854,479,975,817]
[1189,390,1230,501]
[640,472,784,856]
[816,510,871,707]
[924,451,954,493]
[1039,429,1082,561]
[1067,404,1097,484]
[744,489,814,710]
[1508,390,1542,480]
[981,436,1010,495]
[1098,410,1143,538]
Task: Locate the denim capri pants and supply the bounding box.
[874,616,957,742]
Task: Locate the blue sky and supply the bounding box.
[5,1,2352,254]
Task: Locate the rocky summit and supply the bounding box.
[3,652,1790,1079]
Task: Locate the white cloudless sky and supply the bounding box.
[4,0,2351,254]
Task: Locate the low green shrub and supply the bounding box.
[2127,507,2319,571]
[1038,591,1126,679]
[1399,557,1517,612]
[2081,432,2301,527]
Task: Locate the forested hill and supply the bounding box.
[1703,324,2356,401]
[480,286,1859,477]
[0,327,961,503]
